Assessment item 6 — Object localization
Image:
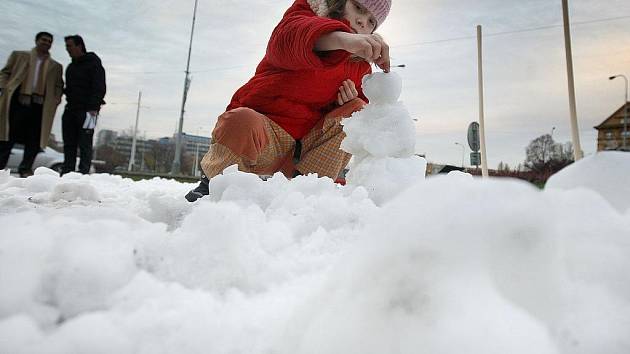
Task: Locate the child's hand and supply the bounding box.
[342,33,390,72]
[314,31,390,72]
[337,79,359,105]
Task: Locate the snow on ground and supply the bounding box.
[1,73,629,353]
[0,152,628,354]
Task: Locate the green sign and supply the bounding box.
[470,152,481,166]
[467,122,480,152]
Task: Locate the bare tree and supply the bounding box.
[524,134,574,174]
[497,161,511,172]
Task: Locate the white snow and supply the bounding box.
[0,152,629,353]
[1,73,629,353]
[545,151,630,213]
[342,72,427,205]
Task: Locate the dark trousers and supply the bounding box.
[0,92,43,174]
[62,108,94,174]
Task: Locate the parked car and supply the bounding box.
[5,144,98,174]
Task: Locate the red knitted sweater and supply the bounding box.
[227,0,371,139]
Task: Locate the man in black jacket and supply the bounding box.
[61,35,106,175]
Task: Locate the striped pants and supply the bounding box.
[200,98,365,179]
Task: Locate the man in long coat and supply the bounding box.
[0,32,64,177]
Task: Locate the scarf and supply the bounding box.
[20,48,50,97]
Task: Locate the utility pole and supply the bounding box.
[193,142,200,176]
[476,25,489,178]
[171,0,199,175]
[454,142,465,168]
[128,91,142,172]
[561,0,584,160]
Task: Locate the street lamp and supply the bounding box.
[454,142,465,168]
[547,126,556,162]
[171,0,199,175]
[609,75,628,150]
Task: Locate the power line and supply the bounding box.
[394,14,630,49]
[105,14,630,75]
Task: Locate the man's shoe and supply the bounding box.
[185,175,210,202]
[19,170,34,178]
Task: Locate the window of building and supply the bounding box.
[623,131,630,138]
[605,132,614,139]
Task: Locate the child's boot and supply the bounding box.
[185,175,210,202]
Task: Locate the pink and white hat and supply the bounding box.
[355,0,391,27]
[307,0,392,28]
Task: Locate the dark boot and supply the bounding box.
[185,175,210,202]
[19,170,34,178]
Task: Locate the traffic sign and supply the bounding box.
[467,122,480,152]
[470,152,481,166]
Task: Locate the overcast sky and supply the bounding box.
[1,0,629,168]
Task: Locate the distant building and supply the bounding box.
[96,132,153,170]
[177,133,211,156]
[158,137,172,146]
[93,129,212,173]
[594,102,630,151]
[96,129,118,147]
[112,135,152,160]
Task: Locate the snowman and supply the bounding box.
[341,72,427,205]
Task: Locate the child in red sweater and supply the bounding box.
[186,0,392,201]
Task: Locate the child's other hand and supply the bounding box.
[337,79,359,105]
[342,33,390,72]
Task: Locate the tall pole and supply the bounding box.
[193,142,200,176]
[455,142,465,168]
[609,75,628,150]
[171,0,199,175]
[550,126,556,160]
[128,91,142,172]
[561,0,584,160]
[476,25,489,178]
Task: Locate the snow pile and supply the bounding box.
[546,151,630,213]
[341,72,427,205]
[1,153,629,354]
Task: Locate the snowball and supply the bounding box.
[341,103,416,161]
[362,71,402,104]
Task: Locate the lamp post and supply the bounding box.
[128,91,142,172]
[454,142,465,168]
[192,127,204,176]
[171,0,199,175]
[609,74,628,150]
[476,25,489,177]
[561,0,584,160]
[547,126,556,162]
